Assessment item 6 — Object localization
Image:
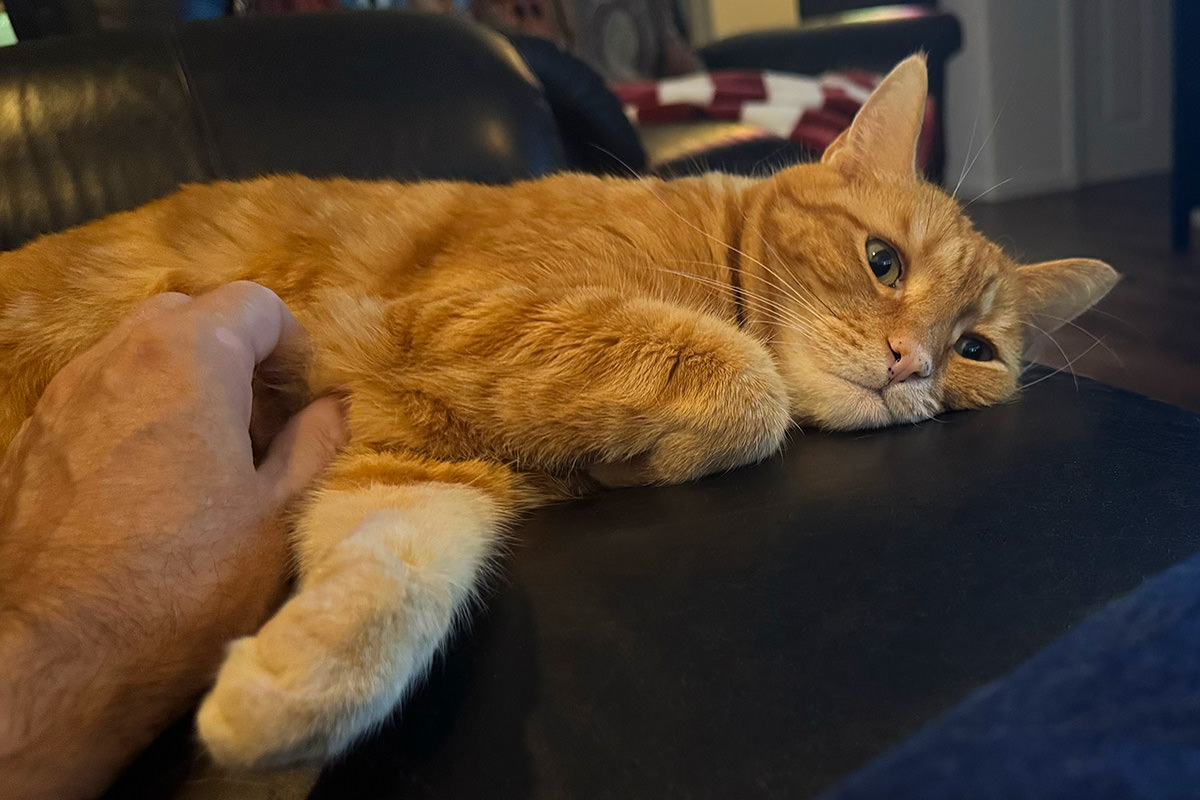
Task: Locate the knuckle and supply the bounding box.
[123,315,186,357]
[215,280,282,313]
[109,317,200,388]
[200,326,256,373]
[132,291,191,321]
[311,412,350,458]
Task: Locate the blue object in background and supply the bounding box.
[344,1,473,9]
[818,551,1200,800]
[181,0,228,20]
[182,0,473,19]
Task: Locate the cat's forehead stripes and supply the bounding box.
[900,197,932,242]
[777,187,872,233]
[978,279,999,316]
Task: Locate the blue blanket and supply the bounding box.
[818,552,1200,800]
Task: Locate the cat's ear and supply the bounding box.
[1017,258,1119,333]
[821,54,928,179]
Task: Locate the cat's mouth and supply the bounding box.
[839,375,887,395]
[829,372,940,427]
[821,372,890,427]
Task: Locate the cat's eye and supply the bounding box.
[954,335,995,362]
[865,238,902,287]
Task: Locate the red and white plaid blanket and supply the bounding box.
[613,69,935,168]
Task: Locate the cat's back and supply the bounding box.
[0,171,745,447]
[0,170,740,354]
[0,176,468,302]
[0,170,736,311]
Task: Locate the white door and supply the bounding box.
[1074,0,1173,183]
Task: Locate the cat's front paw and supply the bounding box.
[589,355,791,487]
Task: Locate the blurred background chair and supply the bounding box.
[3,0,961,182]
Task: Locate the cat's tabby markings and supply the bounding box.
[0,56,1115,767]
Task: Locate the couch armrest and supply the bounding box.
[696,7,962,77]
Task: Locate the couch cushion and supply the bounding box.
[178,13,563,184]
[0,29,209,250]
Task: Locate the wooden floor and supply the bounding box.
[967,175,1200,413]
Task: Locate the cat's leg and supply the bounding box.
[455,291,793,486]
[195,449,526,769]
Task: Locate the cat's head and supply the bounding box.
[742,55,1118,430]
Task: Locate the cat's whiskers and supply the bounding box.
[605,146,841,330]
[1024,320,1080,390]
[1085,306,1144,337]
[657,257,822,332]
[732,203,833,322]
[1041,314,1124,367]
[1019,338,1105,391]
[648,264,821,340]
[952,93,983,199]
[653,258,820,329]
[954,93,1009,205]
[760,237,849,325]
[747,234,832,322]
[962,178,1015,210]
[587,148,786,294]
[650,266,822,343]
[635,177,800,306]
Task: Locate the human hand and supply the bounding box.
[0,282,348,800]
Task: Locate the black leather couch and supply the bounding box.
[2,13,1197,800]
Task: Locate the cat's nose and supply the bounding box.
[887,338,932,383]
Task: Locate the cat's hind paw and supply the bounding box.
[196,512,427,770]
[196,634,333,770]
[195,487,495,770]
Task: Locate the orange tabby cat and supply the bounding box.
[0,56,1115,767]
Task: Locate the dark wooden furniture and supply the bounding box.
[1173,0,1198,251]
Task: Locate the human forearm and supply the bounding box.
[0,610,199,800]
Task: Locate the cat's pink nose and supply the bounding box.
[887,338,932,383]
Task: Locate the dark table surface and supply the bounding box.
[307,367,1200,799]
[106,367,1200,799]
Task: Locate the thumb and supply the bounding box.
[257,395,349,505]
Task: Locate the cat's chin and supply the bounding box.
[795,372,941,431]
[880,381,944,427]
[792,373,891,430]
